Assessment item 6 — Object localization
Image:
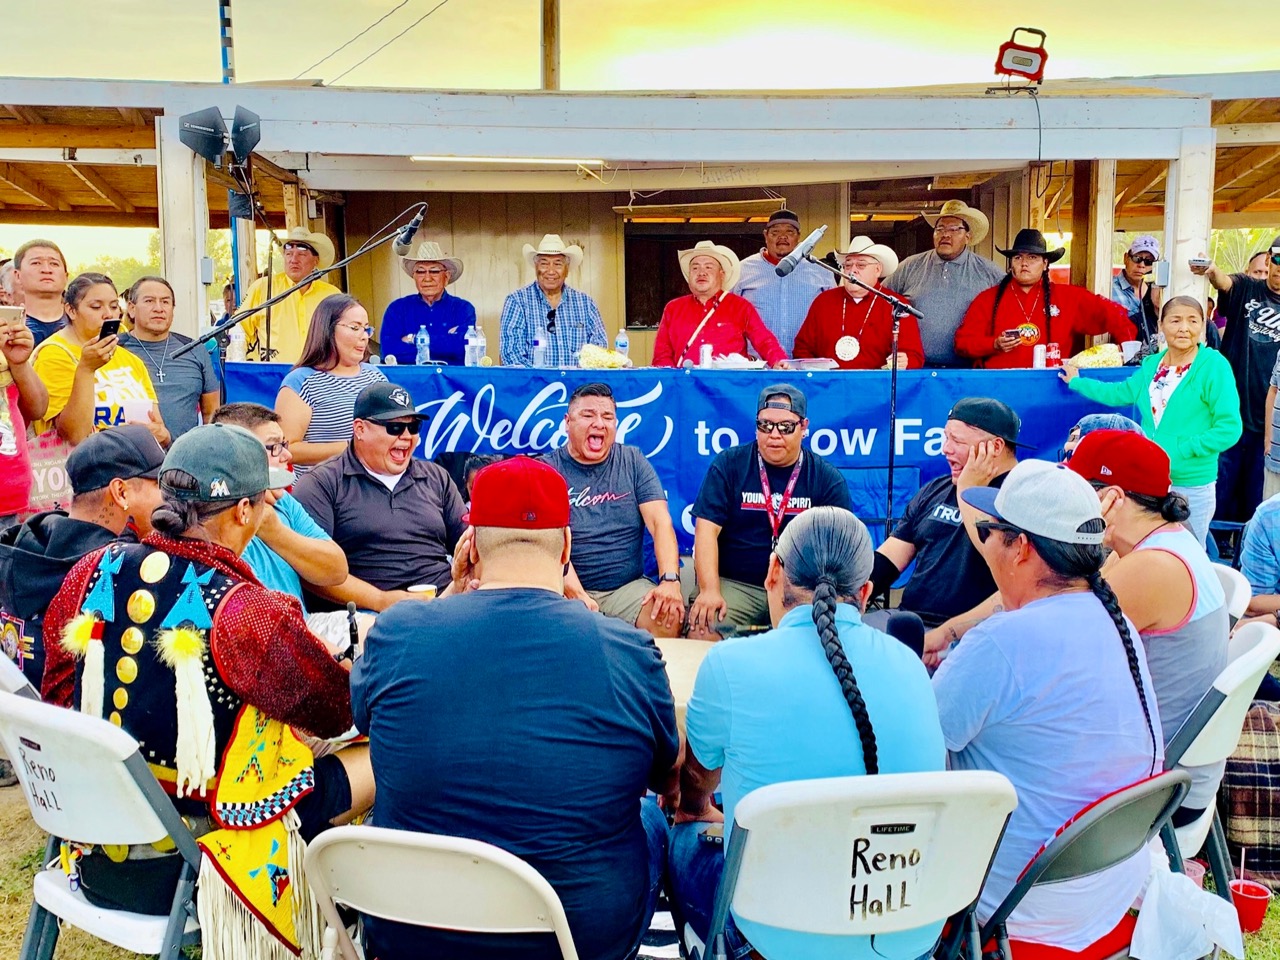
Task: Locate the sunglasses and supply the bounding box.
[1271,253,1280,266]
[546,308,557,334]
[264,439,290,457]
[756,418,801,435]
[282,242,317,254]
[1131,256,1156,267]
[415,267,449,277]
[373,420,422,437]
[975,520,1024,544]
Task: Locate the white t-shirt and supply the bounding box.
[933,592,1163,950]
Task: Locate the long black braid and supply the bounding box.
[776,506,881,774]
[1086,570,1158,774]
[990,265,1054,338]
[812,576,879,774]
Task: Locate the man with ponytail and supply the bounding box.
[670,506,944,960]
[935,460,1162,953]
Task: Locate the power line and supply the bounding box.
[329,0,455,85]
[293,0,415,80]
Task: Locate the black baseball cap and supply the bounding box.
[353,382,426,422]
[66,425,165,495]
[765,209,801,231]
[947,397,1023,447]
[757,383,807,419]
[160,423,292,502]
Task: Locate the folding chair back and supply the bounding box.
[1169,621,1280,769]
[982,770,1190,943]
[0,655,38,699]
[1213,563,1252,623]
[713,772,1017,940]
[303,825,580,960]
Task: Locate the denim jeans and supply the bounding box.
[666,821,754,960]
[1172,482,1215,549]
[1217,430,1265,523]
[633,797,670,957]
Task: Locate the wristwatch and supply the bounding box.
[659,572,681,583]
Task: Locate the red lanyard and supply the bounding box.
[757,450,804,548]
[677,294,724,366]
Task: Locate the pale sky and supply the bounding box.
[2,0,1277,260]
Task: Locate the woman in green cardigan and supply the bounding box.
[1061,296,1241,546]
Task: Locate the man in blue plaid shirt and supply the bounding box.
[500,234,607,367]
[733,209,832,356]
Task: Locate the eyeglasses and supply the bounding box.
[546,308,557,334]
[934,225,967,235]
[975,520,1024,544]
[756,418,801,435]
[1131,256,1156,267]
[374,420,421,437]
[263,439,290,457]
[337,323,373,337]
[282,242,317,254]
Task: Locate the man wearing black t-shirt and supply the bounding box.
[872,397,1021,631]
[1196,240,1280,522]
[688,384,851,636]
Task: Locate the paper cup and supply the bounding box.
[1229,878,1272,933]
[1183,859,1206,888]
[121,399,152,423]
[1121,340,1142,362]
[406,584,437,598]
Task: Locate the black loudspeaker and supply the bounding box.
[178,107,228,166]
[230,106,261,163]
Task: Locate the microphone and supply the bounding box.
[884,611,926,659]
[774,224,827,277]
[391,204,428,256]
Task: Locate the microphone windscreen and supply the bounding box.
[884,611,926,659]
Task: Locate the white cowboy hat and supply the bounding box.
[282,226,336,270]
[523,234,583,271]
[677,240,741,293]
[843,236,899,279]
[398,240,464,283]
[922,199,990,246]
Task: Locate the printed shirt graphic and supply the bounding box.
[1220,275,1280,434]
[544,443,665,591]
[31,333,157,436]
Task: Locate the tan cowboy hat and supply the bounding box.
[399,240,464,283]
[843,236,899,278]
[523,234,583,271]
[282,226,336,270]
[922,199,990,245]
[678,240,741,292]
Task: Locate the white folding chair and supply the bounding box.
[0,654,38,699]
[1161,620,1280,901]
[691,771,1018,960]
[304,824,580,960]
[1213,563,1252,624]
[0,692,201,960]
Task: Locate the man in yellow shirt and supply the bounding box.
[239,227,341,363]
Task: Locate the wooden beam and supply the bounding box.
[541,0,560,91]
[0,162,70,210]
[1213,100,1262,126]
[67,164,135,213]
[282,182,305,230]
[0,208,156,227]
[116,107,146,126]
[203,161,242,194]
[248,152,298,185]
[4,105,43,124]
[0,125,154,149]
[1218,123,1280,147]
[1115,160,1167,212]
[1046,178,1072,218]
[1232,169,1280,212]
[1214,145,1280,191]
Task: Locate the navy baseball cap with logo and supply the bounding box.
[354,382,426,422]
[947,397,1024,447]
[160,423,292,502]
[66,425,165,495]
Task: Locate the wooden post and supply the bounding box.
[1068,159,1116,294]
[1165,127,1216,298]
[541,0,560,91]
[232,217,255,300]
[1026,163,1048,233]
[155,115,208,337]
[282,182,305,231]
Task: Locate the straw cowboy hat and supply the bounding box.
[922,200,990,246]
[398,240,464,283]
[523,234,583,271]
[997,228,1066,264]
[678,240,741,292]
[282,226,336,270]
[843,236,899,278]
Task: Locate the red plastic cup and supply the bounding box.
[1229,878,1272,933]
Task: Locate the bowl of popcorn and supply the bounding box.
[1068,343,1123,368]
[578,344,633,369]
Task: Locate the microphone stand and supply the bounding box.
[173,203,427,361]
[803,252,924,538]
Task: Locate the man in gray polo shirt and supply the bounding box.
[884,200,1006,367]
[293,382,466,610]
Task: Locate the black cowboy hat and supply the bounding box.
[997,228,1066,264]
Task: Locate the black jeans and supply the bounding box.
[1216,429,1265,523]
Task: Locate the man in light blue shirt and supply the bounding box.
[733,209,831,355]
[670,506,944,960]
[499,234,606,367]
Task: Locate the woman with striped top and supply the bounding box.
[276,294,387,474]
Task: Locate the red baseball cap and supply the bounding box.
[466,456,570,529]
[1067,429,1171,498]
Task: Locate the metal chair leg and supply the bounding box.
[1204,812,1236,902]
[159,860,197,958]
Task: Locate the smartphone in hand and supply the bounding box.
[97,318,122,340]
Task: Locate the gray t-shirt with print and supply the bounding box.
[118,332,219,440]
[544,442,666,592]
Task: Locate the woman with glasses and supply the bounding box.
[275,293,387,475]
[1062,296,1241,546]
[935,460,1161,954]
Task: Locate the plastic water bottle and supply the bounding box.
[614,328,630,358]
[226,325,247,362]
[464,325,481,367]
[532,325,548,368]
[474,326,487,364]
[414,325,431,365]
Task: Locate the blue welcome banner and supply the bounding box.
[225,364,1131,548]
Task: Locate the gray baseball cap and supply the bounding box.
[757,383,807,419]
[961,459,1104,546]
[160,423,292,503]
